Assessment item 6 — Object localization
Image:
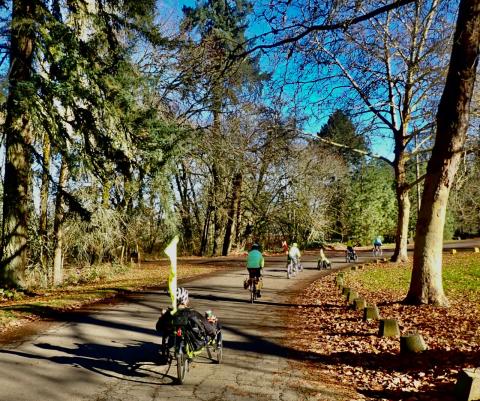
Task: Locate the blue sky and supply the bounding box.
[158,0,394,159]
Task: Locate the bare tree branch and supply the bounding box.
[315,136,394,166]
[406,172,427,190]
[238,0,417,57]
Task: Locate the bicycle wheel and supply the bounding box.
[176,349,188,384]
[287,262,292,279]
[215,331,223,364]
[250,282,256,303]
[160,334,170,363]
[317,260,321,270]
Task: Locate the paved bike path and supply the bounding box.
[0,256,355,401]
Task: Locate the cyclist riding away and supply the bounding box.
[318,245,331,268]
[246,243,264,298]
[373,236,383,253]
[288,242,301,271]
[346,239,357,260]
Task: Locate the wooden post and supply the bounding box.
[378,319,400,337]
[400,333,427,353]
[347,291,358,304]
[363,305,380,321]
[454,368,480,401]
[353,298,366,310]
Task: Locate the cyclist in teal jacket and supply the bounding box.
[246,243,264,297]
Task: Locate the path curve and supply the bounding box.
[0,253,371,401]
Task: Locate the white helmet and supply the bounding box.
[176,287,189,305]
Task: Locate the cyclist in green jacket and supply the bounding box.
[246,243,264,297]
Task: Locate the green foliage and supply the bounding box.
[443,208,455,240]
[449,152,480,238]
[341,162,397,244]
[317,110,368,167]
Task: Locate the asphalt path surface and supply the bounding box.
[0,253,359,401]
[0,240,477,401]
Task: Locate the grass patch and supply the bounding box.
[0,259,232,334]
[344,252,480,301]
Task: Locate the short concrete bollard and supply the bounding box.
[347,291,358,304]
[451,249,457,255]
[400,333,427,354]
[363,305,380,321]
[474,247,479,253]
[351,265,358,271]
[378,319,400,337]
[353,298,366,311]
[454,368,480,401]
[382,258,388,262]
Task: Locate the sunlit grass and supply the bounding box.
[0,260,223,332]
[346,252,480,301]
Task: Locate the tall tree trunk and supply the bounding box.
[0,1,36,288]
[52,156,68,287]
[39,133,51,272]
[234,189,243,246]
[211,159,222,256]
[222,172,242,256]
[405,0,480,306]
[211,89,224,256]
[175,166,194,253]
[391,148,410,262]
[200,205,212,256]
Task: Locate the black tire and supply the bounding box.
[176,349,188,384]
[250,282,256,303]
[287,262,292,278]
[215,331,223,364]
[317,260,321,270]
[160,335,169,362]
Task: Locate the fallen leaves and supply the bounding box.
[284,265,480,401]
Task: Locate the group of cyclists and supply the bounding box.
[156,235,385,383]
[246,240,303,293]
[246,236,384,293]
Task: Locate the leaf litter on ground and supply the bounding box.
[284,253,480,401]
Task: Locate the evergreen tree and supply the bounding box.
[318,110,368,167]
[0,1,166,288]
[180,0,264,256]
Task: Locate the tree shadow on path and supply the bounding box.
[0,340,177,385]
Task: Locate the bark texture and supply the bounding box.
[405,0,480,306]
[52,157,69,287]
[222,172,242,256]
[1,0,36,288]
[391,154,410,262]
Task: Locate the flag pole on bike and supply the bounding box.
[165,235,179,314]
